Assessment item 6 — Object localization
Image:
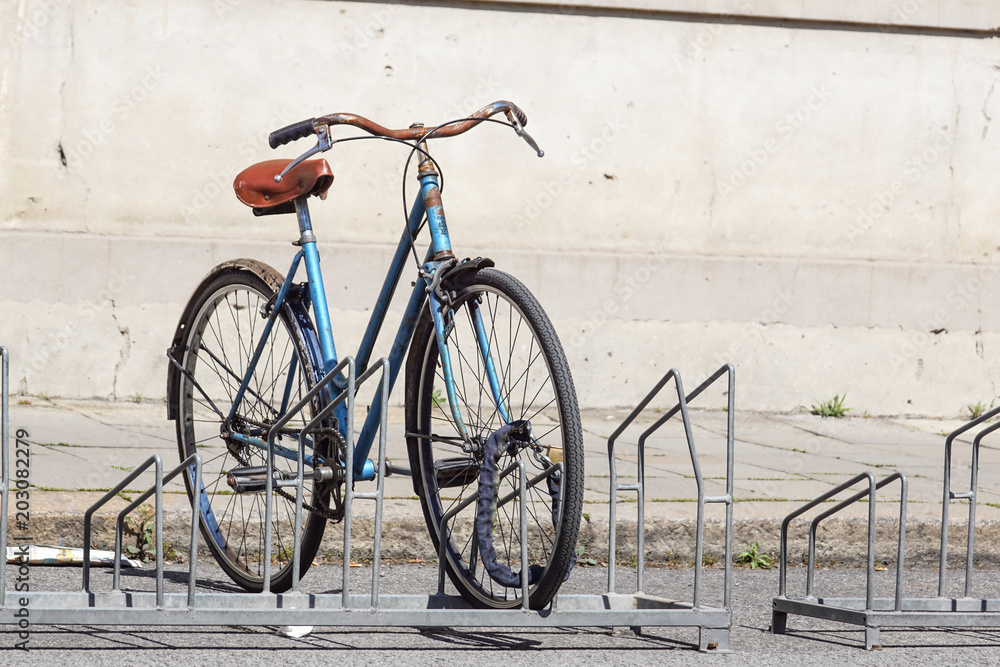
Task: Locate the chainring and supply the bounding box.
[228,418,348,523]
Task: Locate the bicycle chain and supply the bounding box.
[228,420,347,523]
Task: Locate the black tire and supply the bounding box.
[169,260,331,593]
[405,268,583,609]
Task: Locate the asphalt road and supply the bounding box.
[4,562,1000,664]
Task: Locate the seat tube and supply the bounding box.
[294,196,338,373]
[416,144,455,261]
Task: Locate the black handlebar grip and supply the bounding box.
[268,118,316,149]
[507,102,528,128]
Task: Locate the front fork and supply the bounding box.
[416,146,511,449]
[428,287,469,441]
[427,267,512,449]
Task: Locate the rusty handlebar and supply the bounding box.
[269,100,530,149]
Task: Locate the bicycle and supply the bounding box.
[165,101,583,609]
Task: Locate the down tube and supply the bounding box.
[354,193,427,377]
[354,273,428,476]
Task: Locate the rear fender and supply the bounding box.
[165,259,319,420]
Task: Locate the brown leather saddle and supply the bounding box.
[233,159,334,216]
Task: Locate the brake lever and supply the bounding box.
[274,124,332,182]
[506,112,544,158]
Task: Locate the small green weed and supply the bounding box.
[161,541,180,562]
[575,545,598,566]
[735,541,772,569]
[811,394,850,418]
[123,505,158,563]
[969,400,988,419]
[431,387,445,409]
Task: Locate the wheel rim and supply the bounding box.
[418,283,571,606]
[179,280,318,586]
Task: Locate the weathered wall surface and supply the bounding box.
[1,0,999,415]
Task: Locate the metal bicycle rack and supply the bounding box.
[0,346,733,651]
[607,364,735,652]
[772,406,1000,650]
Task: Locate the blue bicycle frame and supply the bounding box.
[224,157,510,481]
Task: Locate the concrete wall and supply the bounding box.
[1,0,999,416]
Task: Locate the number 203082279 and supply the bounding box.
[13,428,31,650]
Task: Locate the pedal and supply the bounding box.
[226,466,295,493]
[434,457,480,488]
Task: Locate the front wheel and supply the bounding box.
[405,268,584,609]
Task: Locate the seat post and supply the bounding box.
[292,196,338,374]
[293,196,318,247]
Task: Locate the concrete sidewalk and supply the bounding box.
[6,397,999,565]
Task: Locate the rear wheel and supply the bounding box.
[170,260,332,593]
[406,268,583,609]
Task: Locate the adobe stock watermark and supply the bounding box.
[888,0,930,25]
[674,0,755,72]
[566,251,667,351]
[60,66,167,168]
[741,441,823,501]
[377,75,502,192]
[717,83,833,197]
[713,288,794,366]
[29,269,135,376]
[509,116,628,230]
[76,430,147,491]
[214,0,244,20]
[523,3,583,34]
[337,5,405,57]
[181,108,295,217]
[11,428,31,651]
[6,0,71,47]
[441,75,502,123]
[843,128,954,242]
[888,261,1000,371]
